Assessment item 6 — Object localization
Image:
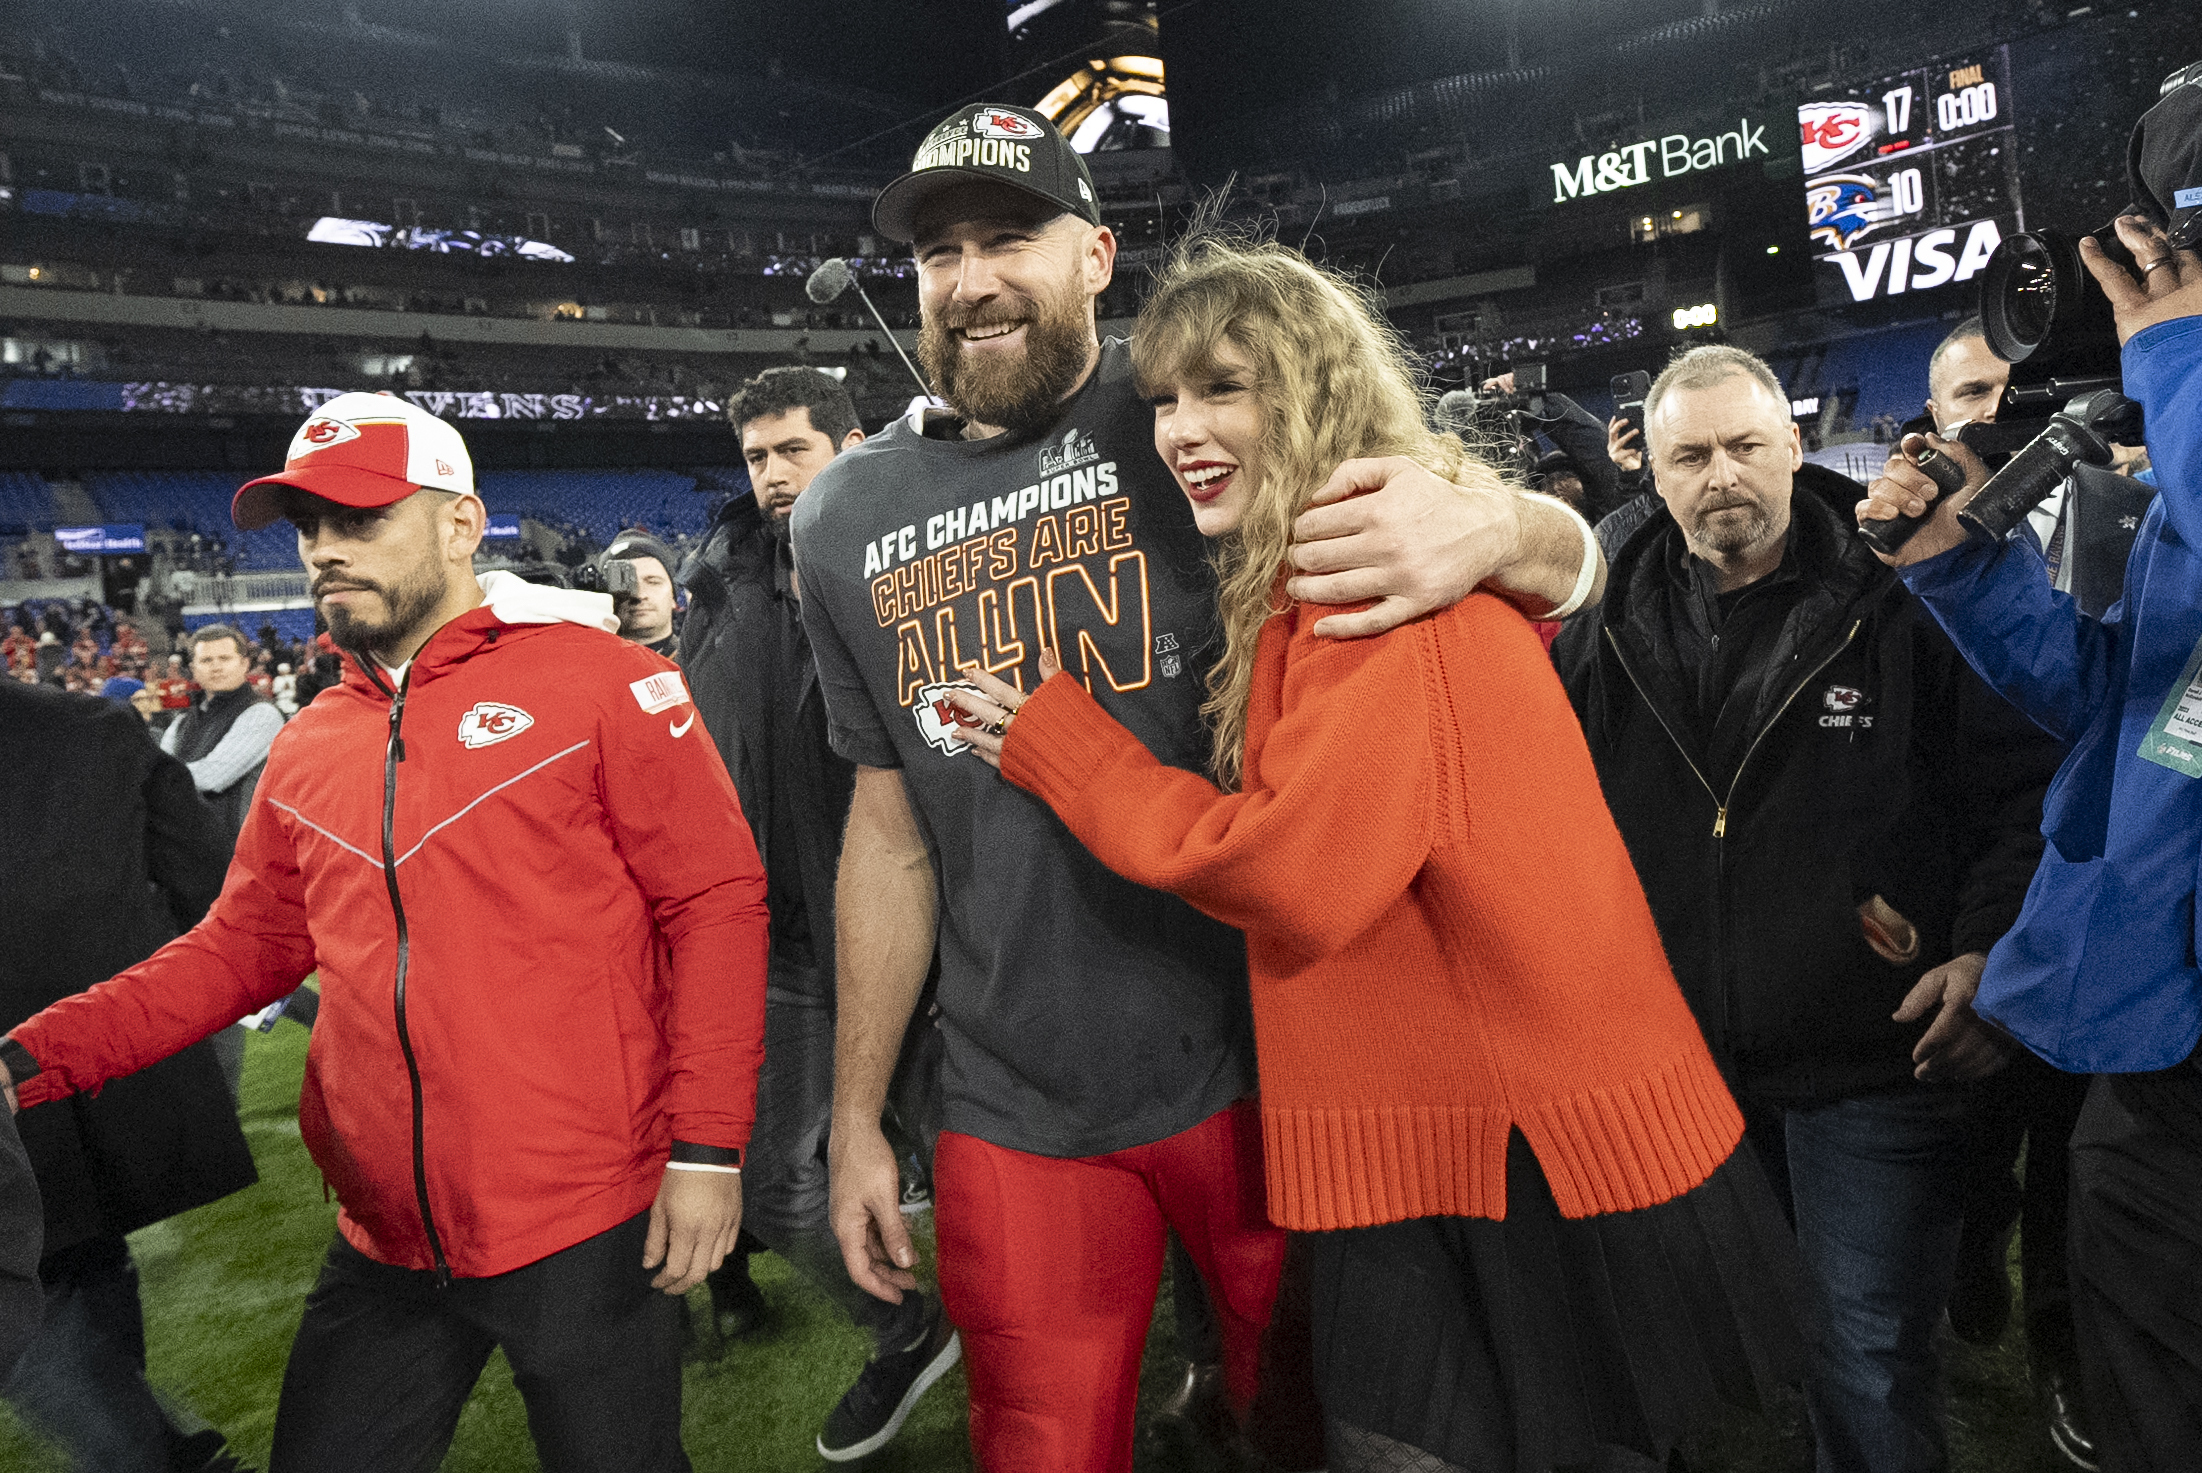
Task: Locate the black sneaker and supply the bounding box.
[816,1301,961,1462]
[1143,1362,1237,1471]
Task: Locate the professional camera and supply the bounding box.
[1437,362,1550,480]
[568,557,638,601]
[1857,58,2199,559]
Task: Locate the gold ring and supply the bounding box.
[983,719,1005,737]
[2142,255,2176,276]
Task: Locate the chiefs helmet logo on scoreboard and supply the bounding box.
[1799,101,1880,174]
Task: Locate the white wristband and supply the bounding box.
[665,1161,742,1175]
[1524,494,1600,621]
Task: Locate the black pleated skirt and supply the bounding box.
[1306,1129,1807,1471]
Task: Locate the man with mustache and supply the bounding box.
[3,393,770,1472]
[676,367,961,1460]
[789,106,1609,1469]
[1552,346,2061,1472]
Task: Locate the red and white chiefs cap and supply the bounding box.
[232,392,476,531]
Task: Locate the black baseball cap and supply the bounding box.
[2128,71,2202,249]
[873,103,1102,245]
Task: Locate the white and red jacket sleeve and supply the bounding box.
[595,646,771,1157]
[4,800,318,1105]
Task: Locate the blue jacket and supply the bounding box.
[1900,314,2202,1072]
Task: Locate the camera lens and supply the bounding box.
[2002,238,2057,353]
[1982,232,2070,364]
[1978,230,2123,381]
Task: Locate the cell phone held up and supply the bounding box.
[1611,370,1650,446]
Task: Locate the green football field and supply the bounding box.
[1,1022,2054,1471]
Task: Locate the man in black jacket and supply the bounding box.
[678,367,956,1462]
[1554,345,2062,1473]
[0,679,259,1473]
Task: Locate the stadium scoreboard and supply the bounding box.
[1800,45,2023,306]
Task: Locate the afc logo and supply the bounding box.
[1818,685,1874,730]
[457,701,535,749]
[298,417,361,449]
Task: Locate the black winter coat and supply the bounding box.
[1553,471,2063,1106]
[0,683,257,1255]
[0,1105,39,1380]
[677,494,854,986]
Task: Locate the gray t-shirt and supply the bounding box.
[792,339,1256,1158]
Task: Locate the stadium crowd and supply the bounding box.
[4,81,2202,1473]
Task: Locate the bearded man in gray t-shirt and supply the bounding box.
[794,104,1606,1472]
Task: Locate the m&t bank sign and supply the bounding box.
[1551,118,1773,203]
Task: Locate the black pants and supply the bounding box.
[711,973,927,1348]
[1959,1050,2092,1372]
[271,1211,687,1473]
[2068,1063,2202,1473]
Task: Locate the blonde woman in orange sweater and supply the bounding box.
[945,236,1804,1473]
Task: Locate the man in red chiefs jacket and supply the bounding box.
[0,393,770,1473]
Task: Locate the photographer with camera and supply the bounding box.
[1914,313,2119,1467]
[1476,370,1628,521]
[1860,123,2202,1466]
[599,530,683,658]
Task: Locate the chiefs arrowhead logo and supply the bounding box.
[298,416,361,449]
[913,681,987,756]
[973,110,1043,141]
[1822,685,1866,712]
[456,701,534,749]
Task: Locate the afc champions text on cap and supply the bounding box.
[871,104,1101,245]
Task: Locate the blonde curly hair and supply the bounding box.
[1130,234,1506,789]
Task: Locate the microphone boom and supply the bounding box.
[805,257,930,401]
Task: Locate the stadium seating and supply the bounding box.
[70,468,728,571]
[0,473,59,538]
[478,469,719,544]
[86,471,301,570]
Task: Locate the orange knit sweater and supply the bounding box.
[1001,590,1743,1230]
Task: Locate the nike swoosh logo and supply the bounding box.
[669,710,696,739]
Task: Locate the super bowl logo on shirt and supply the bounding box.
[457,701,535,749]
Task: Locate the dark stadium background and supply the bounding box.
[5,0,2201,1467]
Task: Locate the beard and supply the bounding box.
[918,274,1093,436]
[1689,495,1781,557]
[316,562,446,662]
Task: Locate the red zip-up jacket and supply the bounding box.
[6,574,770,1278]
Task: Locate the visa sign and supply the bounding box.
[1552,118,1771,203]
[1822,218,2003,303]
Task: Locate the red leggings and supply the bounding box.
[934,1099,1287,1473]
